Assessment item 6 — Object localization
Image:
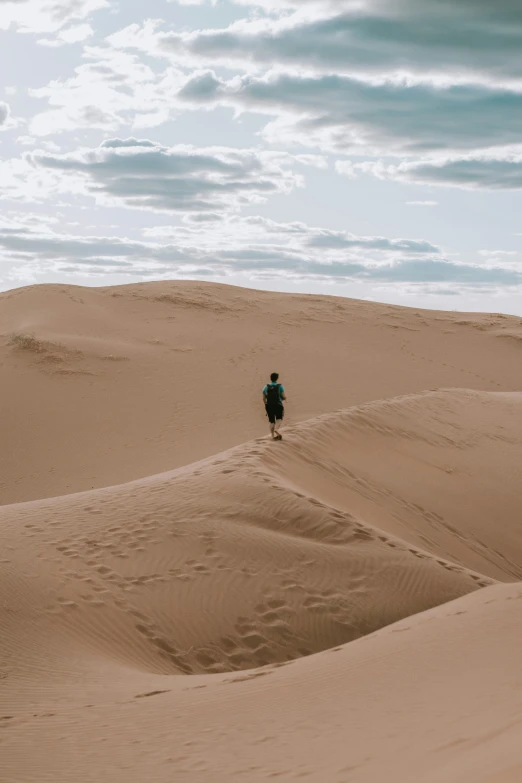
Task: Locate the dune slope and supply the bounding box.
[3,582,522,783]
[2,281,522,504]
[265,389,522,581]
[2,391,501,692]
[2,389,522,781]
[2,283,522,783]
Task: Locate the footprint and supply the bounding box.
[351,529,374,542]
[243,634,266,650]
[227,671,272,684]
[266,599,286,610]
[260,611,280,624]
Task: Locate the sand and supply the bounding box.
[1,281,522,782]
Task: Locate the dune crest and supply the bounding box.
[2,390,504,687]
[1,283,522,782]
[265,389,522,581]
[2,281,522,505]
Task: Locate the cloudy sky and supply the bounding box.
[2,0,522,313]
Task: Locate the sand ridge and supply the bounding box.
[2,281,522,505]
[1,282,522,782]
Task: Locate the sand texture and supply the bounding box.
[1,282,522,782]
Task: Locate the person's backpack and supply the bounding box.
[266,383,281,406]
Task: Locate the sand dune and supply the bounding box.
[2,281,522,504]
[266,390,522,581]
[1,391,502,691]
[1,282,522,782]
[4,583,522,783]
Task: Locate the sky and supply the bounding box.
[1,0,522,313]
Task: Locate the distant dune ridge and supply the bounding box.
[1,282,522,782]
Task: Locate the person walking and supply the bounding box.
[262,372,286,440]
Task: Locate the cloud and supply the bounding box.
[0,99,19,132]
[351,155,522,189]
[158,0,522,83]
[1,216,518,289]
[33,15,522,155]
[0,102,10,127]
[147,215,440,255]
[29,138,304,214]
[1,214,519,292]
[368,258,521,285]
[38,22,94,47]
[29,46,184,136]
[478,249,519,257]
[0,154,68,202]
[178,70,522,156]
[2,0,521,305]
[305,229,439,253]
[0,0,107,36]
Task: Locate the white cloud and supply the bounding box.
[177,70,522,157]
[29,46,184,136]
[29,14,522,157]
[38,22,94,46]
[0,0,108,36]
[2,214,517,289]
[29,138,304,214]
[479,249,520,257]
[351,154,522,190]
[0,102,10,128]
[0,153,85,203]
[167,0,219,4]
[2,0,521,306]
[156,0,522,83]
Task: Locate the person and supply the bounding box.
[262,372,286,440]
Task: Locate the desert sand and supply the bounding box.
[1,281,522,782]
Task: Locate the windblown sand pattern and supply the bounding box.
[1,282,522,782]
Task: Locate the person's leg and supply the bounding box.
[274,405,284,439]
[266,406,277,438]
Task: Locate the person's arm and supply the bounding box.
[262,385,267,404]
[281,385,287,401]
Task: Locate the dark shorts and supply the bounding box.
[265,404,284,424]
